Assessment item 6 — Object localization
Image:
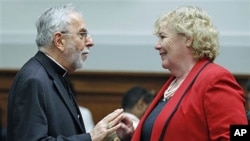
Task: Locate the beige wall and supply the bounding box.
[0,0,250,74]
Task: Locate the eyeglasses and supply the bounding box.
[61,31,88,39]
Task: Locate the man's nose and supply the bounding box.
[86,35,94,47]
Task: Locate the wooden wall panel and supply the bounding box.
[69,71,169,124]
[0,70,17,128]
[0,69,249,128]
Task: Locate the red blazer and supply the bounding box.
[132,59,247,141]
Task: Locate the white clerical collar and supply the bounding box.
[45,54,68,77]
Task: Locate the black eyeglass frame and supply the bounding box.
[61,31,88,39]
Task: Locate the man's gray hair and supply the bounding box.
[35,4,82,48]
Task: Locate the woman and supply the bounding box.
[131,6,247,141]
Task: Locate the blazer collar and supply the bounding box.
[132,59,211,140]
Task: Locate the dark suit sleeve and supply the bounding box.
[9,78,91,141]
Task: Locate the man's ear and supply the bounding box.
[53,32,65,52]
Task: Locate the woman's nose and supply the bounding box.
[155,42,161,50]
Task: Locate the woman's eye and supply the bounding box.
[158,35,166,39]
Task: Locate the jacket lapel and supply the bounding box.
[54,76,85,132]
[34,51,85,132]
[132,59,210,141]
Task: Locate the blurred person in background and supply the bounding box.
[106,86,154,141]
[122,86,154,129]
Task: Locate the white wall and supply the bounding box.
[0,0,249,74]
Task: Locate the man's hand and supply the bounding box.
[89,109,124,141]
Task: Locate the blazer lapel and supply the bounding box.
[154,59,210,140]
[132,77,174,140]
[54,76,85,132]
[132,59,210,141]
[34,51,85,132]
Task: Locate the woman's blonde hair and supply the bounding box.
[154,6,219,62]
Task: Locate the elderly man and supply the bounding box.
[7,4,133,141]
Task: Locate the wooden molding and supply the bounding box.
[0,69,249,127]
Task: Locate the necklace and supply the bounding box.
[163,78,184,101]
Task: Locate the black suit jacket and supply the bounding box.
[7,51,91,141]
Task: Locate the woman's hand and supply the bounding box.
[116,115,134,141]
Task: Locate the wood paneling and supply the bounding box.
[0,69,249,128]
[69,71,169,124]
